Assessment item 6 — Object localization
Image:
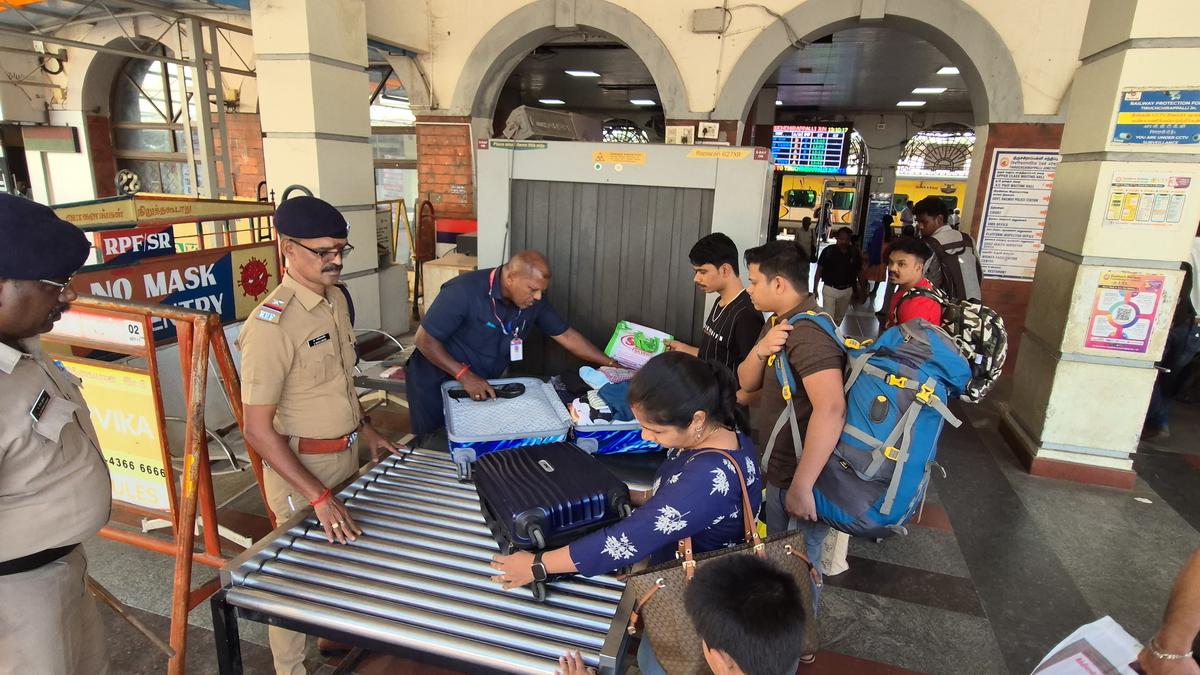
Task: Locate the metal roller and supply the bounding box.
[252,561,607,648]
[219,450,632,673]
[349,513,498,550]
[352,491,488,524]
[400,447,461,464]
[289,532,624,605]
[373,472,478,496]
[347,502,493,537]
[269,549,613,632]
[241,573,597,658]
[361,481,482,511]
[225,587,600,674]
[283,536,622,616]
[393,453,460,473]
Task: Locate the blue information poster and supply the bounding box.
[1112,88,1200,145]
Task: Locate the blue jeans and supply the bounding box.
[637,638,668,675]
[763,483,828,614]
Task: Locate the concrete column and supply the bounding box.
[1001,0,1200,488]
[249,0,382,327]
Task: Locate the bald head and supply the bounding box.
[501,250,552,309]
[508,250,552,280]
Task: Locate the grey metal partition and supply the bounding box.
[509,180,713,375]
[476,140,774,376]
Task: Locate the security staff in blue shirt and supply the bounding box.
[407,250,616,441]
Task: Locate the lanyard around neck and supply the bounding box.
[488,267,522,336]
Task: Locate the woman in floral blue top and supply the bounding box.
[490,352,762,672]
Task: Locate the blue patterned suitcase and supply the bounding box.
[442,377,572,481]
[572,421,659,455]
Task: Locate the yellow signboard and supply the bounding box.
[54,194,276,228]
[592,150,647,165]
[686,147,755,160]
[58,360,170,512]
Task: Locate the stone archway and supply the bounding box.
[712,0,1026,127]
[449,0,692,122]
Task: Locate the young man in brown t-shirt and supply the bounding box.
[737,241,846,622]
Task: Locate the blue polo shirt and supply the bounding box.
[406,266,568,435]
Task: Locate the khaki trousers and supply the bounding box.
[821,285,854,327]
[262,445,359,675]
[0,547,108,675]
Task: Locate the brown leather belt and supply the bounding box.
[297,432,356,455]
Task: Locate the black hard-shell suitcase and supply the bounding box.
[474,442,632,598]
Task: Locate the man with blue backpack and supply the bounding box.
[738,241,847,624]
[739,241,976,643]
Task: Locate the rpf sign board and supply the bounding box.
[93,225,176,265]
[77,242,280,340]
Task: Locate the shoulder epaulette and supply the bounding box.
[254,287,296,324]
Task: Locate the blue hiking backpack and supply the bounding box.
[761,311,972,539]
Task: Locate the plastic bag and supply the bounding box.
[604,320,672,369]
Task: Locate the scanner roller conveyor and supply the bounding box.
[214,452,632,674]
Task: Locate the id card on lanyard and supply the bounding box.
[489,267,525,361]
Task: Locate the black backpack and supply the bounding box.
[924,232,983,301]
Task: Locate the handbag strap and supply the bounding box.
[677,449,763,569]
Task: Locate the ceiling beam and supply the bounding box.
[54,0,252,36]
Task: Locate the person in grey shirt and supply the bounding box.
[913,196,983,301]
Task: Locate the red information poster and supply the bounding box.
[1084,271,1165,354]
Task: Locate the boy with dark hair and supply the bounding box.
[913,196,983,301]
[685,554,808,675]
[885,236,943,328]
[737,240,846,643]
[556,555,807,675]
[668,233,765,385]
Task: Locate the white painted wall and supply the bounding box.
[381,0,1087,118]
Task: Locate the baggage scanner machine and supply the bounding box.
[475,141,774,374]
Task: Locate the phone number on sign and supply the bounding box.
[107,456,167,478]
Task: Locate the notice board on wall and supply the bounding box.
[976,148,1061,281]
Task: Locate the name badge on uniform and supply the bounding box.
[29,390,50,422]
[510,337,524,362]
[308,333,331,347]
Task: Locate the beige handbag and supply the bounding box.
[623,449,820,674]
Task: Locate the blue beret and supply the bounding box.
[274,196,348,239]
[0,194,90,281]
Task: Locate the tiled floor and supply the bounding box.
[87,308,1200,674]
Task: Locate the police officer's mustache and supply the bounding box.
[322,264,343,274]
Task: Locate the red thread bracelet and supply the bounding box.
[454,364,471,380]
[309,488,332,507]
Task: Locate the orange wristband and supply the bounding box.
[309,488,332,507]
[454,364,471,380]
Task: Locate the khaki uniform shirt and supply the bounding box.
[0,338,111,563]
[237,273,360,440]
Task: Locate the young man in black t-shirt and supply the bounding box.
[667,233,765,398]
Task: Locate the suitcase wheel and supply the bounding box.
[528,524,546,549]
[612,494,633,519]
[531,581,547,603]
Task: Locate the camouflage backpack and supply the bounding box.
[896,287,1007,402]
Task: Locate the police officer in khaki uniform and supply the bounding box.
[0,195,111,675]
[239,196,401,675]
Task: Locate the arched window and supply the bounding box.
[845,129,868,175]
[602,119,649,143]
[897,123,976,178]
[111,45,197,194]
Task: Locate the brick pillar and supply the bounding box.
[972,123,1065,373]
[416,115,475,218]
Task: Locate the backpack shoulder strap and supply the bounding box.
[336,282,356,326]
[759,310,845,472]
